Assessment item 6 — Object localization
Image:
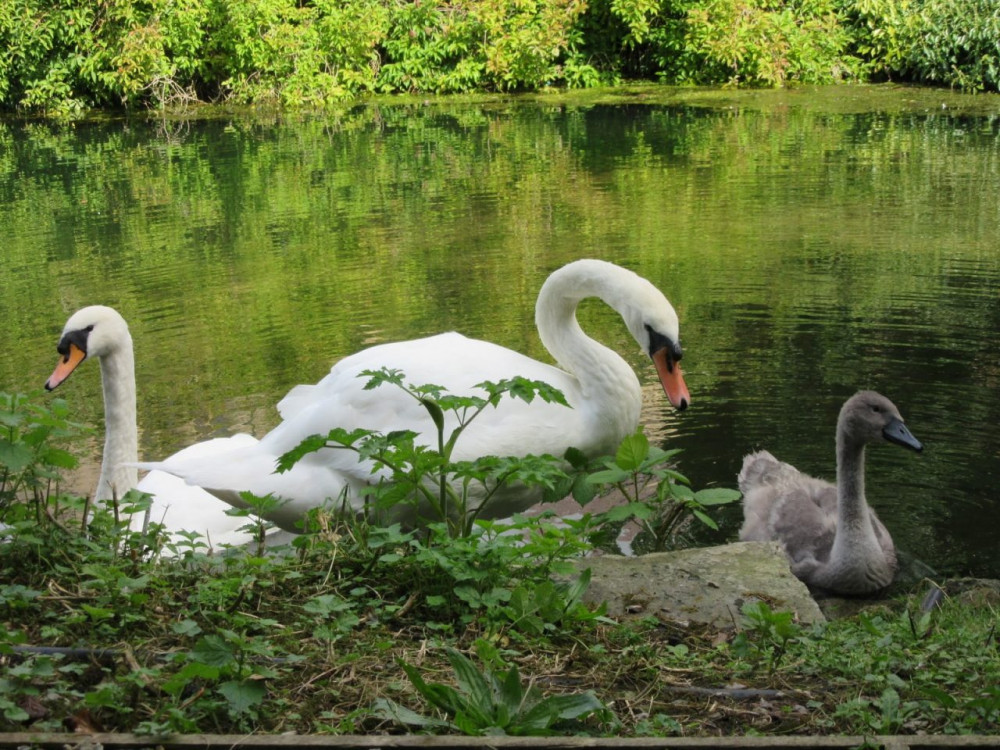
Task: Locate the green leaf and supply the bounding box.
[693,487,742,506]
[371,697,451,728]
[218,679,266,714]
[419,397,446,433]
[400,660,461,715]
[586,467,632,486]
[599,501,654,522]
[189,635,236,667]
[692,509,718,529]
[0,439,33,472]
[446,649,495,716]
[540,690,606,720]
[40,446,78,469]
[570,471,598,506]
[563,446,589,469]
[614,431,649,471]
[499,663,525,718]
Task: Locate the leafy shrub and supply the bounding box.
[681,0,856,85]
[0,0,594,112]
[0,0,209,114]
[902,0,1000,92]
[835,0,916,78]
[839,0,1000,92]
[378,0,588,93]
[577,0,856,85]
[0,392,83,528]
[564,430,740,554]
[207,0,388,106]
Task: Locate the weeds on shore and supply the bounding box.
[1,388,998,738]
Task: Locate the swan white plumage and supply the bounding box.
[137,258,691,531]
[44,306,285,551]
[738,391,923,595]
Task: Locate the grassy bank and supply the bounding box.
[1,392,998,739]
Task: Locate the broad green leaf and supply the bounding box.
[189,635,236,667]
[218,679,266,714]
[614,431,649,471]
[693,487,742,505]
[570,472,598,506]
[585,467,631,486]
[446,649,495,715]
[0,439,33,472]
[563,567,592,610]
[499,663,525,717]
[39,446,78,469]
[400,660,464,715]
[598,501,654,522]
[539,690,606,720]
[563,446,589,469]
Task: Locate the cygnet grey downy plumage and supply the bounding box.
[738,391,923,595]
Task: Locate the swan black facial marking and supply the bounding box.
[57,328,92,360]
[645,325,682,370]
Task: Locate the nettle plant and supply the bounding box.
[0,392,87,532]
[277,367,572,539]
[568,430,741,553]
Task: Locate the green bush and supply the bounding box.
[0,0,208,115]
[2,0,999,112]
[904,0,1000,92]
[378,0,588,94]
[839,0,1000,91]
[0,0,590,112]
[579,0,856,86]
[207,0,387,106]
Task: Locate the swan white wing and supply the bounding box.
[132,434,299,546]
[142,333,588,528]
[271,332,588,457]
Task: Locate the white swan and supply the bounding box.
[738,391,923,595]
[44,306,286,552]
[138,259,690,530]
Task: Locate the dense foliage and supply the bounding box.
[1,393,999,738]
[0,0,998,114]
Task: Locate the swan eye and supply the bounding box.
[871,405,882,413]
[85,325,95,332]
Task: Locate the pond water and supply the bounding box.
[2,85,998,579]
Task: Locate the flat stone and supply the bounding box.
[577,541,825,628]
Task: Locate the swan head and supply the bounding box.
[617,276,689,412]
[45,305,131,391]
[839,390,923,453]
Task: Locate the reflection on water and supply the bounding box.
[1,86,999,578]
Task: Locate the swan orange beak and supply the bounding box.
[45,342,87,391]
[652,348,690,411]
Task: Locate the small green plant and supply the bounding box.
[277,368,571,538]
[0,392,85,527]
[580,430,740,553]
[373,647,609,735]
[732,600,802,673]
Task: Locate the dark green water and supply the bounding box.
[2,85,999,578]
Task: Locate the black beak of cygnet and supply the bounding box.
[883,417,923,453]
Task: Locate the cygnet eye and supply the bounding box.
[871,404,882,413]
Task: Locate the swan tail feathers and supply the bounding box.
[276,384,320,421]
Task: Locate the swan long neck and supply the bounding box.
[534,265,643,451]
[835,431,868,531]
[96,338,139,503]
